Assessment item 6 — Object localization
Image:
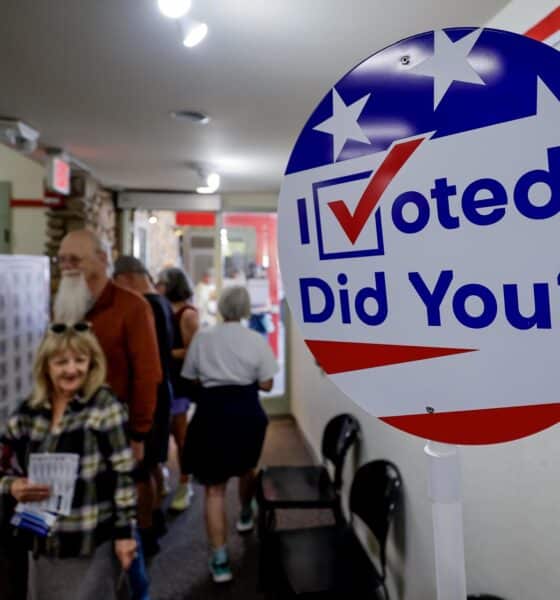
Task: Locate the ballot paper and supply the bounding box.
[17,453,80,516]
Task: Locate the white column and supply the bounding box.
[425,441,467,600]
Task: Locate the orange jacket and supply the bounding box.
[87,281,162,438]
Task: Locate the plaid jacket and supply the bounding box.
[0,385,137,558]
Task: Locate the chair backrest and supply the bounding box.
[321,413,361,489]
[349,459,402,579]
[467,596,506,600]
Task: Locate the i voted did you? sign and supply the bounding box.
[278,28,560,445]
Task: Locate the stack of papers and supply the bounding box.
[17,452,80,516]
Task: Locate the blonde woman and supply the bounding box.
[0,322,137,600]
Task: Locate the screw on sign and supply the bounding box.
[278,28,560,445]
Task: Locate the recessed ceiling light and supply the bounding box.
[197,172,220,194]
[182,20,208,48]
[170,110,210,124]
[158,0,191,19]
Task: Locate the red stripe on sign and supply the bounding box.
[328,136,426,244]
[305,339,476,373]
[524,6,560,41]
[381,403,560,445]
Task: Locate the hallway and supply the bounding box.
[148,417,329,600]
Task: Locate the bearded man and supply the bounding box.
[54,229,161,451]
[113,255,176,558]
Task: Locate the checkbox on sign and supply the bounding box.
[313,170,385,260]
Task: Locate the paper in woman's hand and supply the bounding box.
[17,453,79,516]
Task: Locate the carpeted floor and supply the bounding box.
[148,417,333,600]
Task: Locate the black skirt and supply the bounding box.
[181,383,268,485]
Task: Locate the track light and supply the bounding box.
[180,18,208,48]
[148,212,158,224]
[158,0,191,19]
[0,118,39,154]
[196,172,220,194]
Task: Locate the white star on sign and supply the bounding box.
[313,89,371,160]
[536,76,560,119]
[411,29,485,110]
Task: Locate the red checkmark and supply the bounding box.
[328,136,426,244]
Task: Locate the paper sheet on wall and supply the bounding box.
[17,453,79,516]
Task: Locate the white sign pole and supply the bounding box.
[425,441,467,600]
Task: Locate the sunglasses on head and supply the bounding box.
[49,322,91,334]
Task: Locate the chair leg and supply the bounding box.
[333,498,344,525]
[258,506,277,538]
[267,507,277,532]
[257,505,267,541]
[257,517,280,593]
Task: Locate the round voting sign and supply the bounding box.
[278,28,560,445]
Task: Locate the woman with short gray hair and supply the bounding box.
[181,285,278,584]
[217,285,251,322]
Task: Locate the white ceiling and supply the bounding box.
[0,0,508,194]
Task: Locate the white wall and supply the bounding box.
[0,145,44,199]
[288,4,560,599]
[486,0,558,33]
[0,144,47,255]
[222,191,278,212]
[10,209,47,255]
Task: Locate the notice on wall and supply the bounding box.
[18,453,80,516]
[0,256,50,425]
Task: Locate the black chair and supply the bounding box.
[267,459,402,598]
[256,413,361,537]
[467,596,506,599]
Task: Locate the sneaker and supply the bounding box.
[209,557,233,583]
[170,482,194,512]
[236,505,255,533]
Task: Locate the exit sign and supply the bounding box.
[47,156,70,195]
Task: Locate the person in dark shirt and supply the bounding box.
[113,256,175,558]
[156,267,199,511]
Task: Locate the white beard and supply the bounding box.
[53,272,94,323]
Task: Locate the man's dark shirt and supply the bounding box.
[144,293,175,418]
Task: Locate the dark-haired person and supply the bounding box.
[0,323,137,599]
[181,285,278,583]
[113,255,175,555]
[156,267,199,511]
